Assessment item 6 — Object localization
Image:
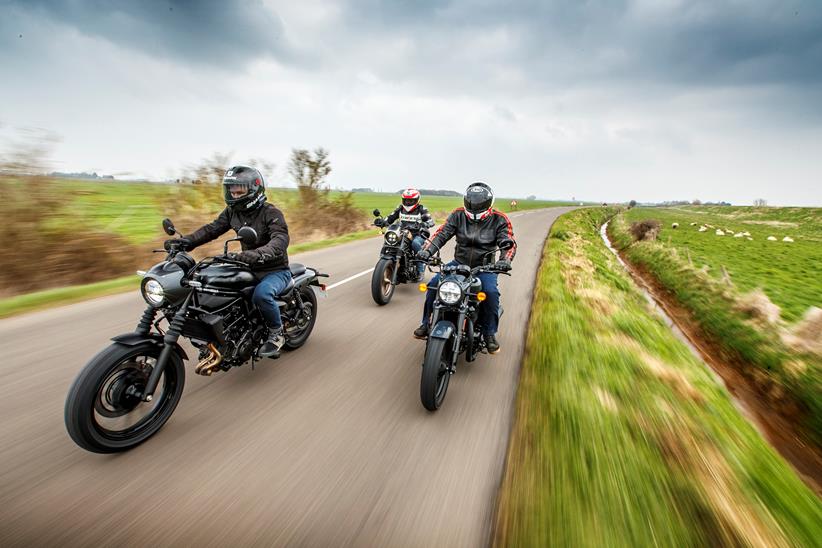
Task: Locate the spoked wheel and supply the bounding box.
[420,335,451,411]
[371,258,396,305]
[65,342,185,453]
[285,287,318,350]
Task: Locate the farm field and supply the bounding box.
[496,207,822,546]
[622,206,822,322]
[609,206,822,450]
[24,178,569,245]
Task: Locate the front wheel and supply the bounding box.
[371,258,396,305]
[420,335,452,411]
[64,341,185,453]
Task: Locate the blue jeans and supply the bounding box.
[410,235,426,274]
[421,260,501,336]
[252,270,293,329]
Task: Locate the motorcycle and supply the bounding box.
[64,218,328,453]
[417,241,514,411]
[370,208,431,305]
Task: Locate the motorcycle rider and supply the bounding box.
[414,182,516,354]
[374,188,435,277]
[164,165,291,359]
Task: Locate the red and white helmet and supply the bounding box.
[401,188,421,212]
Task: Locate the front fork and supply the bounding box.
[140,294,192,402]
[430,308,465,374]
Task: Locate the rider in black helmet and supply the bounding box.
[414,182,516,354]
[163,165,291,359]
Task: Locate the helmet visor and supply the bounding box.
[402,196,419,208]
[223,181,253,203]
[464,190,493,215]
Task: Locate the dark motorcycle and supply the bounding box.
[370,208,430,305]
[64,218,328,453]
[417,242,513,411]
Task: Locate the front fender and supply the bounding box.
[430,320,455,341]
[111,333,189,361]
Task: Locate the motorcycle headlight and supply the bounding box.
[384,230,400,246]
[141,277,165,307]
[437,281,463,305]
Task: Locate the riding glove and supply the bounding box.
[495,259,512,272]
[164,237,193,251]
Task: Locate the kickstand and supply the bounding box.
[251,356,256,371]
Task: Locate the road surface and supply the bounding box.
[0,207,571,547]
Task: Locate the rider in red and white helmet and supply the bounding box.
[401,188,421,212]
[374,188,435,278]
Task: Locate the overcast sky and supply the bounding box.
[1,0,821,205]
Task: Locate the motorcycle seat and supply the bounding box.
[290,263,307,277]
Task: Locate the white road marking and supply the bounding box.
[326,268,376,290]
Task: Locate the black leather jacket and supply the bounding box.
[185,203,289,273]
[425,208,517,268]
[384,204,435,237]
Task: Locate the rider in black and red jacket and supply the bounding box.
[414,182,516,354]
[374,188,435,276]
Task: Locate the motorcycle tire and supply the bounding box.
[64,341,185,453]
[371,258,396,306]
[420,334,451,411]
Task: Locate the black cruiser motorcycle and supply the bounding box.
[370,209,429,305]
[64,218,327,453]
[418,242,513,411]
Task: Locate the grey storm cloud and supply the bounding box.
[331,0,822,88]
[4,0,303,66]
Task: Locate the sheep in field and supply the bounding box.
[783,236,795,242]
[715,229,725,236]
[699,226,708,232]
[767,236,777,241]
[672,222,679,229]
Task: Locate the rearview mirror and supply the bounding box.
[237,226,258,246]
[162,218,177,236]
[498,239,514,251]
[373,209,381,217]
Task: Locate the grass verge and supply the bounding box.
[0,229,381,319]
[0,276,138,319]
[495,207,821,547]
[609,212,822,448]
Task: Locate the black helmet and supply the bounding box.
[223,165,267,211]
[464,182,494,221]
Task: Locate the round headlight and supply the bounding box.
[142,278,165,306]
[437,281,463,305]
[385,230,400,246]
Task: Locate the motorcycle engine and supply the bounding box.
[217,302,257,366]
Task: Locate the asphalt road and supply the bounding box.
[0,207,571,547]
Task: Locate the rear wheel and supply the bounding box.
[64,341,185,453]
[284,287,318,350]
[420,334,451,411]
[371,258,396,305]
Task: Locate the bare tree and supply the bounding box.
[753,198,768,207]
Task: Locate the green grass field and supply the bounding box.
[622,206,822,323]
[35,178,569,245]
[609,208,822,448]
[496,207,822,547]
[0,177,568,316]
